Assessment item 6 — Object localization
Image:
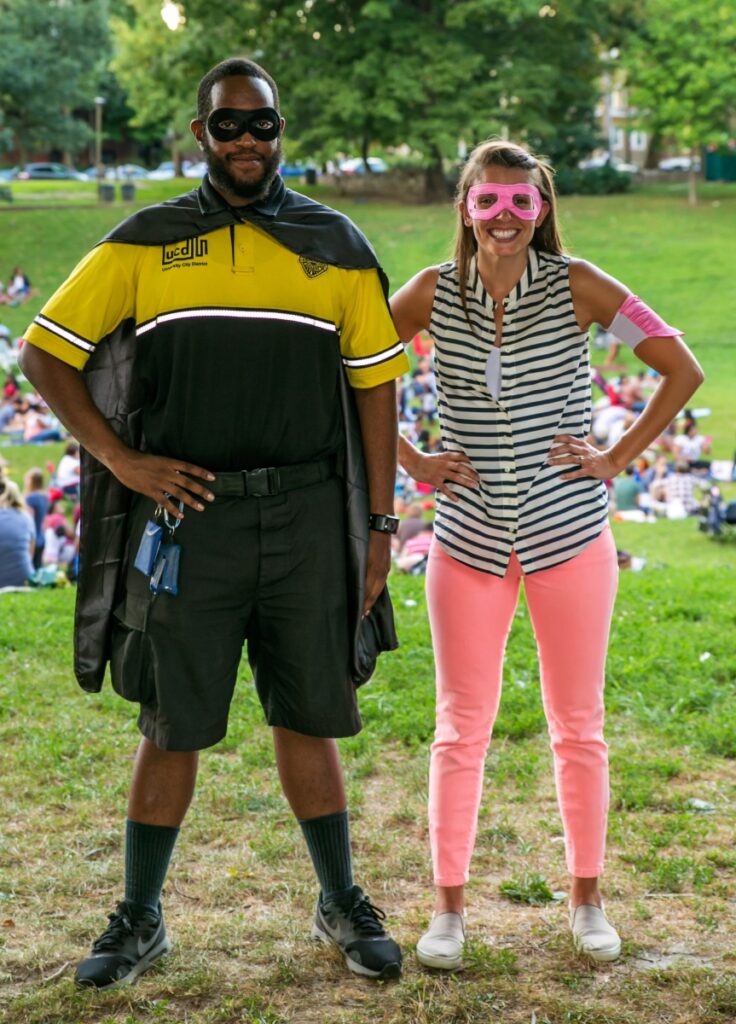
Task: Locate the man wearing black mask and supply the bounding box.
[20,57,406,988]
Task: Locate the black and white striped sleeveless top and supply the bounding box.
[430,248,608,576]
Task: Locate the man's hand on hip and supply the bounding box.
[363,531,391,615]
[17,343,215,521]
[109,450,216,519]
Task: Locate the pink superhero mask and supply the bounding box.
[466,182,543,221]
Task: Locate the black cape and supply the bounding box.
[75,175,398,693]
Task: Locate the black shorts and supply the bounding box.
[109,475,361,751]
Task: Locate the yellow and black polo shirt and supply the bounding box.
[24,219,408,471]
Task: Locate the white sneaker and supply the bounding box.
[569,903,621,962]
[416,911,465,970]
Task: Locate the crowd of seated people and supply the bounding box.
[0,267,39,307]
[1,377,65,443]
[0,459,79,589]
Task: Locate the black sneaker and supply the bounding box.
[74,900,171,990]
[312,885,402,979]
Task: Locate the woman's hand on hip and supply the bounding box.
[411,450,479,501]
[548,434,622,481]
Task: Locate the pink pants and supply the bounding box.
[425,528,618,885]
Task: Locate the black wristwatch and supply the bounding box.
[368,513,400,535]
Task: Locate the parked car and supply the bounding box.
[183,161,208,179]
[148,161,192,180]
[658,156,701,172]
[338,157,388,175]
[147,161,175,180]
[0,167,17,181]
[13,162,87,181]
[578,155,639,174]
[279,163,307,177]
[115,163,149,180]
[82,166,113,181]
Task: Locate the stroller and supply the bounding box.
[699,487,736,538]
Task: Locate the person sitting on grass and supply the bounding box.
[0,478,35,588]
[390,137,704,971]
[612,464,643,513]
[23,468,50,569]
[55,441,81,500]
[3,369,19,400]
[673,421,712,476]
[7,266,38,304]
[394,500,425,553]
[663,460,702,518]
[395,520,433,574]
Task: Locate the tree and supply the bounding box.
[111,0,630,198]
[623,0,736,204]
[0,0,109,161]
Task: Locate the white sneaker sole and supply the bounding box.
[416,944,463,970]
[572,935,621,963]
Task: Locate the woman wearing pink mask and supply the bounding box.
[390,140,703,968]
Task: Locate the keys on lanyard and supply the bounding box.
[133,501,183,595]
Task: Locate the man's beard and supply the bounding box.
[202,137,282,201]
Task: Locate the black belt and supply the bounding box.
[207,456,337,498]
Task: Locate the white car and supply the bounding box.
[339,157,388,175]
[147,161,176,180]
[183,161,208,179]
[614,160,640,174]
[115,163,149,180]
[578,155,639,174]
[658,156,700,172]
[147,160,192,180]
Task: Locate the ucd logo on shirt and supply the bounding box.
[162,238,209,268]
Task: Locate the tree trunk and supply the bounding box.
[172,138,182,177]
[423,144,447,203]
[687,146,698,207]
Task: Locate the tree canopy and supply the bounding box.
[623,0,736,202]
[0,0,109,160]
[111,0,632,194]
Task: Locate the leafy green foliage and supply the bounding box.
[109,0,629,196]
[499,871,557,905]
[623,0,736,202]
[555,165,633,195]
[0,0,110,159]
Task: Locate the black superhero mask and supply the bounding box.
[206,107,282,143]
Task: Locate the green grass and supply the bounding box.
[2,184,736,1023]
[2,551,736,1023]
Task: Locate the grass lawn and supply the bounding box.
[1,181,736,1024]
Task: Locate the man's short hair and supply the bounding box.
[196,58,280,122]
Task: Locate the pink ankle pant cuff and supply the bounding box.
[433,873,469,887]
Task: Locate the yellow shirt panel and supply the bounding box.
[23,243,137,369]
[24,222,408,385]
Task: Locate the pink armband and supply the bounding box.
[606,294,683,350]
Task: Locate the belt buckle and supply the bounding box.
[245,466,280,497]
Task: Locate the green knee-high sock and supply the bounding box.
[124,819,180,913]
[298,810,354,904]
